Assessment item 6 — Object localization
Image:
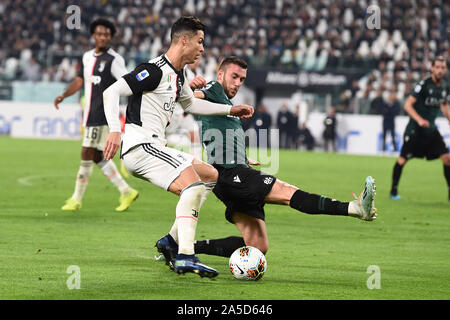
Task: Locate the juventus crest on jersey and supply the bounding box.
[120,55,195,156]
[79,48,128,126]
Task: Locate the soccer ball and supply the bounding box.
[229,246,267,280]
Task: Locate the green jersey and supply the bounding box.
[405,77,450,136]
[196,81,248,169]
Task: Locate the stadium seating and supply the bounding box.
[0,0,448,110]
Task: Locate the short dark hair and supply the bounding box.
[432,55,447,66]
[218,56,248,71]
[170,16,205,42]
[90,18,116,37]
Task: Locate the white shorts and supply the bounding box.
[82,125,110,151]
[123,143,194,190]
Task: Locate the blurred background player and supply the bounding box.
[381,91,400,153]
[54,18,138,212]
[390,56,450,201]
[323,107,337,152]
[155,56,377,260]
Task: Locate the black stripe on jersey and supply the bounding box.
[155,57,166,68]
[161,55,184,102]
[86,51,118,126]
[141,143,182,168]
[145,143,182,167]
[125,92,143,126]
[162,55,180,73]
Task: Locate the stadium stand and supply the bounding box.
[0,0,448,110]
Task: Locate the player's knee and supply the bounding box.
[203,165,218,182]
[178,182,206,209]
[442,153,450,166]
[397,157,407,166]
[81,147,96,161]
[259,242,269,255]
[209,167,218,182]
[246,238,268,255]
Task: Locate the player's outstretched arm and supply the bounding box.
[54,76,83,110]
[103,78,133,160]
[404,95,430,128]
[190,90,254,118]
[182,97,252,119]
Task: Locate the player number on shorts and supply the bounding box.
[86,127,98,140]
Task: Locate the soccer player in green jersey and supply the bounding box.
[156,56,378,260]
[390,56,450,201]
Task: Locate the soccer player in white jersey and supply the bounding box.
[54,18,139,212]
[103,16,254,278]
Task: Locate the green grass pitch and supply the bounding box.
[0,136,449,300]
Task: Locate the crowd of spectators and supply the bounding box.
[0,0,449,111]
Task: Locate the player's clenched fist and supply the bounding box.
[189,76,207,90]
[230,105,254,119]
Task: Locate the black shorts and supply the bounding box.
[212,165,276,224]
[400,130,448,160]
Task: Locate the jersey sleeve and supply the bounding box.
[201,82,220,102]
[122,63,162,95]
[411,80,425,99]
[111,55,128,80]
[178,78,195,110]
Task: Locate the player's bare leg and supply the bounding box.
[233,212,269,254]
[191,158,218,183]
[264,180,298,205]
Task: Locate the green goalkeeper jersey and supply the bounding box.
[196,81,248,169]
[405,77,450,136]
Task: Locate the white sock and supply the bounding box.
[97,159,131,195]
[169,220,178,244]
[169,181,213,244]
[71,160,94,202]
[199,182,215,209]
[176,182,205,255]
[348,200,360,216]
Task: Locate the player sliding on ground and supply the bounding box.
[155,56,378,263]
[103,17,254,278]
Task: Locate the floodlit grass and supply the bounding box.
[1,137,449,300]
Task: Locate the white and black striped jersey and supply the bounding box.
[120,54,194,156]
[78,48,128,126]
